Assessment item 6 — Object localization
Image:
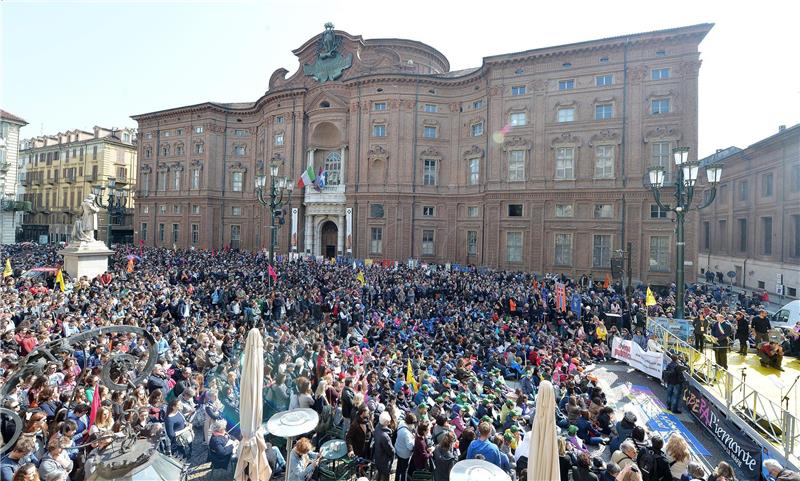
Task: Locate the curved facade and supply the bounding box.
[132,23,712,282]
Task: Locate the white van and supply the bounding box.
[770,300,800,330]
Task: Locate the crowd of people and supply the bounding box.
[0,244,796,481]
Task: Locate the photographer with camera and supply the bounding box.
[663,353,685,414]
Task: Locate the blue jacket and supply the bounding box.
[466,438,503,469]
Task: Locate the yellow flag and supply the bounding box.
[55,269,65,292]
[2,259,11,278]
[406,359,419,392]
[356,271,365,286]
[646,287,657,306]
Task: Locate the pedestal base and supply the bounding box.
[59,243,114,280]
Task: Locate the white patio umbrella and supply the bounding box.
[235,328,271,481]
[528,380,559,481]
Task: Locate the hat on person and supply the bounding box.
[567,425,578,435]
[510,425,521,433]
[624,411,637,423]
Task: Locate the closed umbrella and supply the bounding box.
[235,328,271,481]
[528,380,559,481]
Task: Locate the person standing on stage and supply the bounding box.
[752,309,772,346]
[693,315,707,351]
[711,314,733,370]
[735,311,750,355]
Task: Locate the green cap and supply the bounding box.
[568,425,578,435]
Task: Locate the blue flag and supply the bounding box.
[571,294,582,314]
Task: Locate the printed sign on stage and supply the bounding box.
[684,384,761,477]
[649,316,693,341]
[612,337,664,379]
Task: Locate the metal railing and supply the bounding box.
[647,321,800,459]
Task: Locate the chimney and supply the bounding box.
[779,125,786,132]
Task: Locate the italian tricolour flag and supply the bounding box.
[297,165,316,189]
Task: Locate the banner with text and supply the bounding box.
[649,316,693,341]
[612,336,664,379]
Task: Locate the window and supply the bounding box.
[373,102,387,111]
[194,143,204,154]
[762,173,773,197]
[557,108,575,123]
[145,147,153,158]
[651,68,670,80]
[158,223,165,242]
[422,230,435,256]
[79,148,84,160]
[157,172,167,191]
[508,204,523,217]
[738,180,749,201]
[718,220,727,251]
[511,85,527,96]
[234,145,246,156]
[91,146,97,160]
[173,171,181,191]
[370,204,384,218]
[651,99,670,115]
[422,206,435,217]
[423,126,437,139]
[738,218,748,251]
[195,126,204,134]
[555,234,573,266]
[372,124,386,137]
[370,227,383,254]
[231,171,243,192]
[595,104,613,120]
[703,222,710,250]
[793,215,800,258]
[234,129,247,137]
[275,133,284,146]
[508,150,525,181]
[594,204,613,218]
[232,206,242,216]
[507,232,523,262]
[230,225,241,249]
[191,205,200,215]
[141,223,148,242]
[596,74,613,86]
[191,169,200,189]
[275,115,284,124]
[793,165,800,192]
[159,204,167,214]
[423,159,437,186]
[594,145,615,179]
[468,158,480,185]
[169,205,179,215]
[593,235,612,268]
[175,144,184,156]
[471,122,484,137]
[161,145,169,156]
[116,167,128,180]
[650,204,668,219]
[163,130,171,137]
[145,133,152,140]
[558,79,575,90]
[142,205,149,214]
[555,147,574,180]
[176,129,183,136]
[651,142,671,182]
[649,236,670,272]
[762,217,773,255]
[473,100,483,109]
[467,231,478,256]
[423,104,437,113]
[555,204,573,218]
[467,206,479,218]
[191,224,199,244]
[510,112,527,126]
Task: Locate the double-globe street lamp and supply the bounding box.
[91,177,129,246]
[255,157,293,283]
[646,146,723,319]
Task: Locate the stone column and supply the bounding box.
[340,146,346,186]
[304,214,313,255]
[337,214,345,256]
[345,207,353,255]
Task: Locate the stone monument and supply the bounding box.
[59,194,114,280]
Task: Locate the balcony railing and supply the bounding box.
[1,200,32,212]
[304,183,346,204]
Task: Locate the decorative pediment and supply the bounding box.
[593,96,615,104]
[419,147,442,160]
[422,119,440,127]
[190,160,203,169]
[629,65,648,82]
[505,105,529,115]
[644,126,682,143]
[553,100,577,109]
[463,145,484,159]
[647,90,675,100]
[368,145,389,161]
[170,162,184,171]
[156,162,169,172]
[228,161,247,172]
[207,124,226,133]
[550,132,582,147]
[589,130,621,146]
[503,136,532,151]
[140,164,152,174]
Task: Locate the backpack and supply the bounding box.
[315,401,333,434]
[637,448,661,481]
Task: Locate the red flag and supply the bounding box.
[532,279,539,290]
[268,265,278,283]
[603,273,611,289]
[509,299,517,312]
[85,383,101,440]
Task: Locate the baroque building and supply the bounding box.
[18,127,138,244]
[132,23,711,282]
[1,110,29,244]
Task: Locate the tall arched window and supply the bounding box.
[324,151,341,185]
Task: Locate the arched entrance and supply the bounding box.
[320,221,338,258]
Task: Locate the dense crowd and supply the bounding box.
[0,244,796,481]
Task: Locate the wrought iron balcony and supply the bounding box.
[1,200,32,212]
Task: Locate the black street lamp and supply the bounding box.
[91,177,129,246]
[646,146,723,319]
[255,157,293,281]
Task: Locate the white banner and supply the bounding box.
[291,208,298,251]
[612,336,664,379]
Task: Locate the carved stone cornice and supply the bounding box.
[502,136,532,151]
[550,132,582,147]
[228,161,247,172]
[589,130,621,146]
[156,162,169,172]
[643,126,682,143]
[170,162,184,171]
[207,124,226,133]
[462,145,484,159]
[629,65,648,82]
[368,144,389,161]
[190,160,203,169]
[419,147,442,160]
[140,164,152,174]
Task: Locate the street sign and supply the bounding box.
[777,284,785,295]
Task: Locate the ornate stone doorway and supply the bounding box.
[320,220,338,258]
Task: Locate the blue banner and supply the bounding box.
[570,294,582,314]
[649,317,692,341]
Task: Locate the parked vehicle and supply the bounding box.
[21,267,72,290]
[770,300,800,330]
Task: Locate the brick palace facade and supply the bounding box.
[131,23,712,282]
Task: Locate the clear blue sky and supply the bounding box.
[2,0,798,157]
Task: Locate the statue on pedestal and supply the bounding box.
[72,194,101,245]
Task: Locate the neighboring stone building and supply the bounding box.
[0,110,29,244]
[132,23,711,282]
[698,124,800,299]
[18,127,138,244]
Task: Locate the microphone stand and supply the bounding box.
[783,375,800,412]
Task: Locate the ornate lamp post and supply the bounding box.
[646,146,723,319]
[91,177,128,246]
[255,157,293,277]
